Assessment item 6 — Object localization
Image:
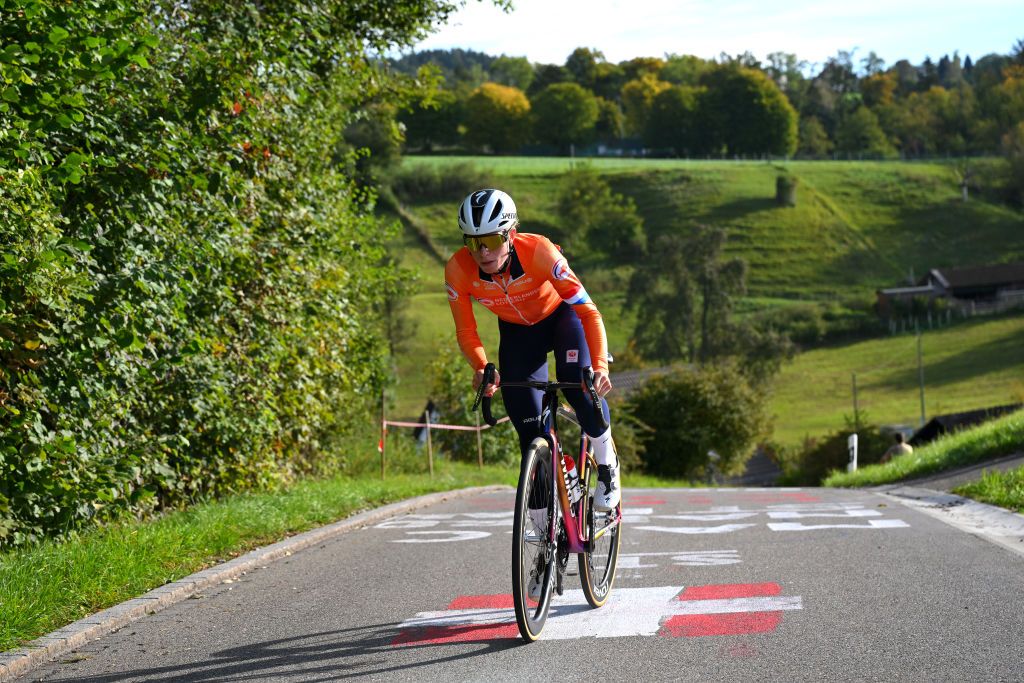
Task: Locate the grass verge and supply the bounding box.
[952,467,1024,513]
[0,462,515,652]
[823,408,1024,488]
[0,458,695,652]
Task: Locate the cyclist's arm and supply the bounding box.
[534,238,609,374]
[444,271,488,371]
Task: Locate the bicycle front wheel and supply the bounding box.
[512,437,556,642]
[578,453,621,607]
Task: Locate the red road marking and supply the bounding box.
[448,594,514,609]
[391,622,519,645]
[742,492,821,504]
[676,583,781,600]
[625,495,666,505]
[660,582,786,638]
[659,612,783,637]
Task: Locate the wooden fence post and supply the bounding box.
[426,410,434,478]
[475,411,483,469]
[380,389,386,480]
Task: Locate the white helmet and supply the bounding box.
[458,189,518,236]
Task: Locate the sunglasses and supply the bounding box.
[463,231,509,251]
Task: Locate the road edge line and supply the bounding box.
[0,484,511,682]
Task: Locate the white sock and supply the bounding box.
[590,427,617,468]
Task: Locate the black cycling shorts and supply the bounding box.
[498,302,610,456]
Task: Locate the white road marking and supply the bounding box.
[767,520,910,531]
[635,524,757,535]
[392,530,492,543]
[398,586,802,640]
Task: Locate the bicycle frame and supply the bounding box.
[545,396,622,554]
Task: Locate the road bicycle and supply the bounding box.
[473,362,622,642]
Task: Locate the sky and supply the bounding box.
[408,0,1024,71]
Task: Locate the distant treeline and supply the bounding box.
[390,44,1024,160]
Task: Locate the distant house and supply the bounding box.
[909,403,1023,447]
[877,261,1024,317]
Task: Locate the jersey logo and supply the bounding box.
[552,258,572,281]
[445,282,459,301]
[567,349,579,363]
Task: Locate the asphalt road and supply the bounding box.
[24,487,1024,682]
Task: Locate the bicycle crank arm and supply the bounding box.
[591,514,622,543]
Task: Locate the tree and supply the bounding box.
[531,82,599,151]
[699,66,799,156]
[621,73,671,137]
[662,54,712,86]
[626,363,770,478]
[491,55,534,91]
[528,63,571,96]
[627,224,746,364]
[555,165,645,260]
[835,106,896,157]
[400,88,463,151]
[645,85,704,155]
[593,96,625,144]
[565,47,604,90]
[798,116,833,158]
[464,82,531,153]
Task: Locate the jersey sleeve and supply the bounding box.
[532,237,609,373]
[444,259,488,372]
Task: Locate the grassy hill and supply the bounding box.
[382,157,1024,438]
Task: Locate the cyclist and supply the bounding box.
[444,188,621,513]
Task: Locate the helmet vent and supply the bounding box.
[488,202,502,224]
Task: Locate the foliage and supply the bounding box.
[388,160,492,204]
[699,66,799,156]
[620,74,671,137]
[625,363,770,478]
[798,116,833,157]
[0,0,473,547]
[555,165,645,260]
[463,82,531,153]
[777,420,890,485]
[627,224,749,365]
[400,88,464,152]
[426,345,520,466]
[825,409,1024,488]
[646,85,704,155]
[836,105,897,157]
[531,82,599,151]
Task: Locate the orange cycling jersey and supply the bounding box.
[444,233,608,374]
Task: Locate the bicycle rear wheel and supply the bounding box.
[578,452,621,607]
[512,437,556,641]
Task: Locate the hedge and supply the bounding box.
[0,0,461,547]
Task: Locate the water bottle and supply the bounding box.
[564,455,583,504]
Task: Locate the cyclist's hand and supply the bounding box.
[473,367,500,397]
[592,370,612,397]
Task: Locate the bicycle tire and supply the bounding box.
[578,452,621,608]
[512,437,556,641]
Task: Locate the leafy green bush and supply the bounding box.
[556,164,645,261]
[0,0,462,547]
[389,161,492,204]
[426,345,520,466]
[777,421,891,485]
[625,363,770,478]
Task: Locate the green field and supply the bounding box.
[771,315,1024,447]
[383,157,1024,440]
